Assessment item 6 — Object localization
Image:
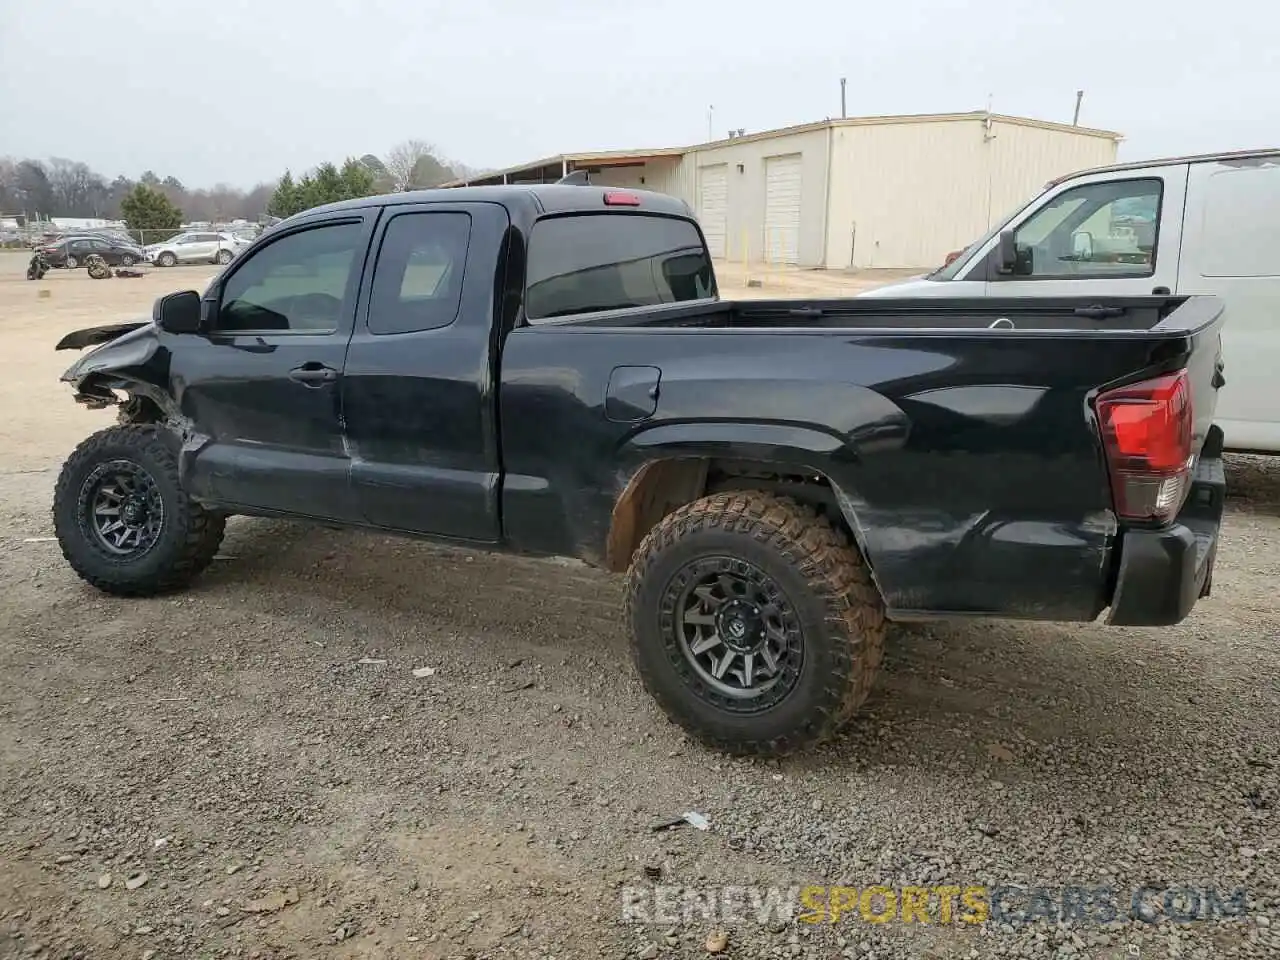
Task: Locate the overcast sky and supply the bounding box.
[1,0,1275,188]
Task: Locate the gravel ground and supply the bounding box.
[0,262,1276,959]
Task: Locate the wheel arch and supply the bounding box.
[73,371,181,427]
[604,424,886,603]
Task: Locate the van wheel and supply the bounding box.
[52,425,225,597]
[625,492,885,756]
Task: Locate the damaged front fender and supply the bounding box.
[56,319,178,421]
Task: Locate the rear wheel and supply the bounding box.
[625,492,885,756]
[65,255,78,269]
[52,425,225,596]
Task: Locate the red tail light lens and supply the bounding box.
[1095,370,1193,523]
[603,191,641,206]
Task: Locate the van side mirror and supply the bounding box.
[996,231,1017,274]
[1071,230,1094,261]
[153,290,202,334]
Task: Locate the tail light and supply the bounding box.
[1095,370,1193,523]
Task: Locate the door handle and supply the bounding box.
[288,363,338,386]
[1152,286,1171,295]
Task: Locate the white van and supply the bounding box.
[859,149,1280,453]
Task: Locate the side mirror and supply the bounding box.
[996,231,1017,274]
[1071,230,1094,261]
[153,290,202,334]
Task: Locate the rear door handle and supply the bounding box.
[288,363,338,386]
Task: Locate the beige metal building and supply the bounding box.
[448,112,1122,270]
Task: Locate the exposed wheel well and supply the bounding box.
[605,456,856,572]
[117,394,165,425]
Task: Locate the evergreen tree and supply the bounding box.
[120,184,182,244]
[267,170,300,218]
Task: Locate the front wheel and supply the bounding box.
[215,249,233,265]
[52,425,226,597]
[120,254,136,266]
[157,251,177,267]
[625,492,885,756]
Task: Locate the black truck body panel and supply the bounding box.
[56,184,1227,627]
[499,299,1223,621]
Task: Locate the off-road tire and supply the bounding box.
[85,255,111,280]
[215,249,233,265]
[625,491,885,756]
[52,425,225,597]
[157,251,177,267]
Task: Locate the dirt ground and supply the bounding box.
[0,255,1275,960]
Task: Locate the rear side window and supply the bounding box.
[369,212,471,335]
[1199,165,1280,277]
[524,214,716,322]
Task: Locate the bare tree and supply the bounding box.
[0,157,17,212]
[385,140,454,192]
[47,158,107,217]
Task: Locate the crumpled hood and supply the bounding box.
[55,319,151,352]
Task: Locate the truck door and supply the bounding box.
[1178,156,1280,451]
[342,201,509,542]
[972,164,1188,297]
[173,213,375,520]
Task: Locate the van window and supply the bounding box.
[1199,165,1280,277]
[1007,178,1162,280]
[524,214,716,322]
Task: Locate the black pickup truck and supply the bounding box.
[51,183,1227,755]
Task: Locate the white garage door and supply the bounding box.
[764,153,802,264]
[698,165,728,259]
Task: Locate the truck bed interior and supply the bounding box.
[568,296,1191,332]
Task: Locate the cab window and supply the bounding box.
[368,211,471,335]
[524,214,716,322]
[1003,178,1162,280]
[214,222,362,334]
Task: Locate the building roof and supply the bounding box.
[441,147,685,188]
[444,111,1125,187]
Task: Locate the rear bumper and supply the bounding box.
[1107,425,1225,627]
